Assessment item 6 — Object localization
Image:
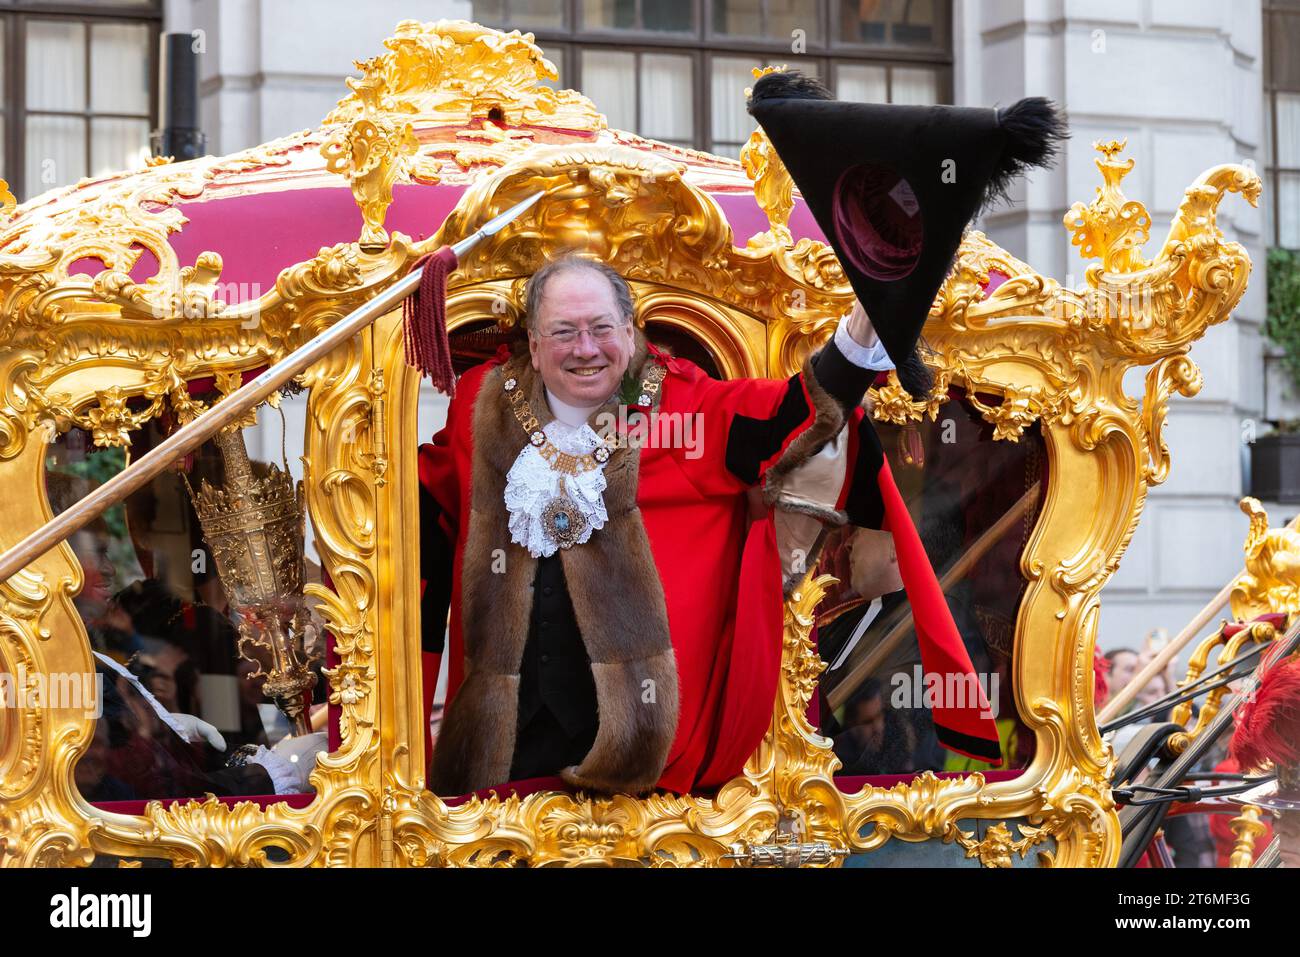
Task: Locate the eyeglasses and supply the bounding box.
[535,322,623,346]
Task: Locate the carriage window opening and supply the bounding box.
[813,389,1045,786]
[50,387,329,808]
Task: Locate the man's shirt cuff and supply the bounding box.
[834,318,895,371]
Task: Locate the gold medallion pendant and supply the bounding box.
[540,479,591,550]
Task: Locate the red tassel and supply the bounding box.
[402,246,459,396]
[1231,655,1300,772]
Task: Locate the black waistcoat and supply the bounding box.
[510,555,599,777]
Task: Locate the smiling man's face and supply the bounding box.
[528,266,636,408]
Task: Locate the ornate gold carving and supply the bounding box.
[739,66,796,247]
[1231,498,1300,621]
[446,125,539,173]
[387,782,781,868]
[1166,616,1279,754]
[967,384,1057,443]
[1228,805,1267,868]
[1161,500,1300,748]
[0,240,394,870]
[945,819,1071,868]
[0,128,318,340]
[274,242,366,304]
[739,68,794,251]
[739,126,792,247]
[325,19,603,132]
[22,362,257,450]
[923,142,1257,410]
[363,368,389,486]
[321,58,424,252]
[82,387,134,449]
[869,371,952,426]
[1066,140,1151,273]
[760,577,1111,867]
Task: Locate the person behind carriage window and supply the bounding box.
[832,679,916,776]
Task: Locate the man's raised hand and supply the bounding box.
[844,300,880,349]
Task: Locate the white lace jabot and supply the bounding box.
[504,389,609,558]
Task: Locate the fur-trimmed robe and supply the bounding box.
[418,330,1000,797]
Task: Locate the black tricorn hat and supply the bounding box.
[747,71,1068,395]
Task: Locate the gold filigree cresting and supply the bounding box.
[1230,498,1300,621]
[324,19,603,133]
[321,58,425,253]
[739,68,795,249]
[1066,140,1151,273]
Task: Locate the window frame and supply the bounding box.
[476,0,953,156]
[574,44,705,149]
[2,0,161,201]
[1264,0,1300,249]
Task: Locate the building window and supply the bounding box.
[835,0,948,49]
[0,1,160,201]
[1265,0,1300,249]
[582,48,698,148]
[472,0,952,159]
[588,0,695,34]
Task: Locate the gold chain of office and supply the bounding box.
[502,361,668,474]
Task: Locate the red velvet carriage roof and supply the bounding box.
[41,119,828,304]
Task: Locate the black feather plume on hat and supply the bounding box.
[747,69,832,104]
[983,96,1070,212]
[745,69,1071,402]
[750,70,940,399]
[896,348,934,400]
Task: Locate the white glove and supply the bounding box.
[247,731,329,794]
[170,713,227,752]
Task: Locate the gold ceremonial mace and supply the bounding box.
[0,191,544,593]
[187,427,315,735]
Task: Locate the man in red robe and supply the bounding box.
[417,255,1000,797]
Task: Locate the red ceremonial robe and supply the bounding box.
[418,333,1000,797]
